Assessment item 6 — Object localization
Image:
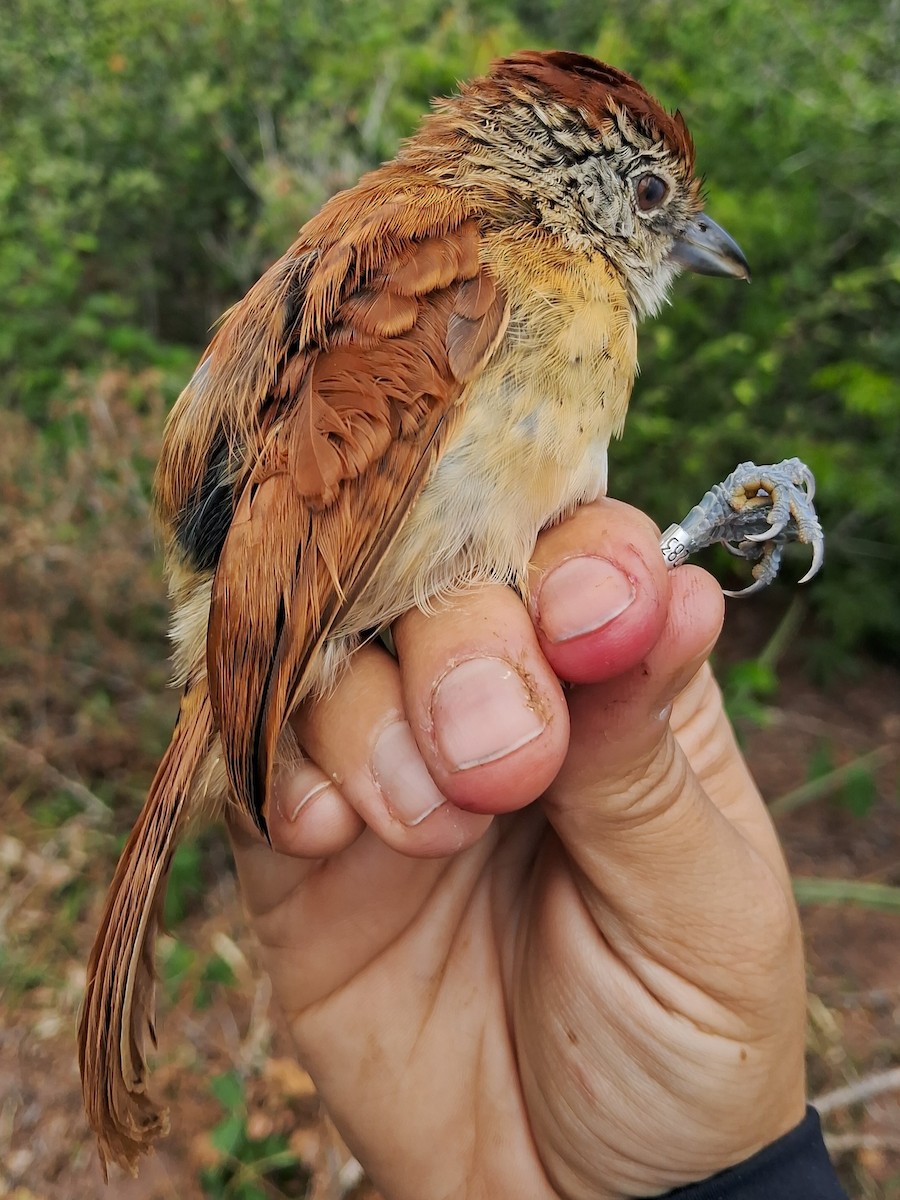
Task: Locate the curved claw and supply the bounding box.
[798,534,825,585]
[722,539,754,559]
[800,466,816,501]
[723,575,770,598]
[785,458,816,500]
[745,519,787,543]
[725,539,785,599]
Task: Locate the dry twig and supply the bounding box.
[815,1066,900,1116]
[0,727,110,824]
[827,1131,900,1156]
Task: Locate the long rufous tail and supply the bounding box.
[78,684,214,1177]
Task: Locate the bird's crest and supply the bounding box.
[488,50,695,169]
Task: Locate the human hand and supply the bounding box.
[229,498,807,1200]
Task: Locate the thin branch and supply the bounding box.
[764,707,875,747]
[815,1067,900,1116]
[0,728,110,824]
[213,118,262,198]
[757,594,806,674]
[827,1131,900,1156]
[793,878,900,912]
[770,746,893,816]
[360,61,397,152]
[256,104,278,170]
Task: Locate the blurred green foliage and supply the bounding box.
[202,1071,307,1199]
[2,0,897,657]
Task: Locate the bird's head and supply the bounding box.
[401,50,749,318]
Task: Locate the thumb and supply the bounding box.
[558,561,725,795]
[527,496,726,791]
[541,561,801,1013]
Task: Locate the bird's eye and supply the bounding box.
[635,174,670,211]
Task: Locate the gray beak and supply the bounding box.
[670,214,751,281]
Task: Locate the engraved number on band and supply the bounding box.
[660,525,691,569]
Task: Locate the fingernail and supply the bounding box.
[536,556,635,643]
[431,657,546,772]
[275,778,335,823]
[371,721,447,827]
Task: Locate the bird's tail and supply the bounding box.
[78,683,215,1177]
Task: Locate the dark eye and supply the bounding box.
[636,174,670,211]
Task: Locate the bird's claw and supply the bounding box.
[659,458,824,597]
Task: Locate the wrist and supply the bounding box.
[648,1107,847,1200]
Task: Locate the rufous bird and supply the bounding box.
[79,50,818,1175]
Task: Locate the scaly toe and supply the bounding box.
[661,458,825,595]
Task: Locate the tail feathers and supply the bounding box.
[78,685,214,1177]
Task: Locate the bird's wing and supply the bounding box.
[195,201,508,833]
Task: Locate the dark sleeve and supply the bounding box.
[652,1108,849,1200]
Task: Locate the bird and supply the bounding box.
[78,49,753,1175]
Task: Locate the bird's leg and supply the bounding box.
[659,458,824,597]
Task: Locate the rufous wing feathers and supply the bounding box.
[207,216,508,833]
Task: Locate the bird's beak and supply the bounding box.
[669,214,751,281]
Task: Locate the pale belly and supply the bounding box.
[333,235,638,653]
[335,300,634,645]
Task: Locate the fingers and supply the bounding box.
[528,498,670,685]
[390,588,570,815]
[286,644,497,859]
[269,759,365,857]
[256,497,687,860]
[543,563,801,1009]
[546,558,724,828]
[557,561,725,780]
[283,579,574,860]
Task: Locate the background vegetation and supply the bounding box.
[1,1,898,1197]
[3,0,898,656]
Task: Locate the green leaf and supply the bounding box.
[210,1112,245,1157]
[836,764,877,818]
[163,841,203,927]
[194,953,237,1010]
[210,1070,246,1114]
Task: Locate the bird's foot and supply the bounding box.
[659,458,824,597]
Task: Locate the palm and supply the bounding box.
[232,666,804,1200]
